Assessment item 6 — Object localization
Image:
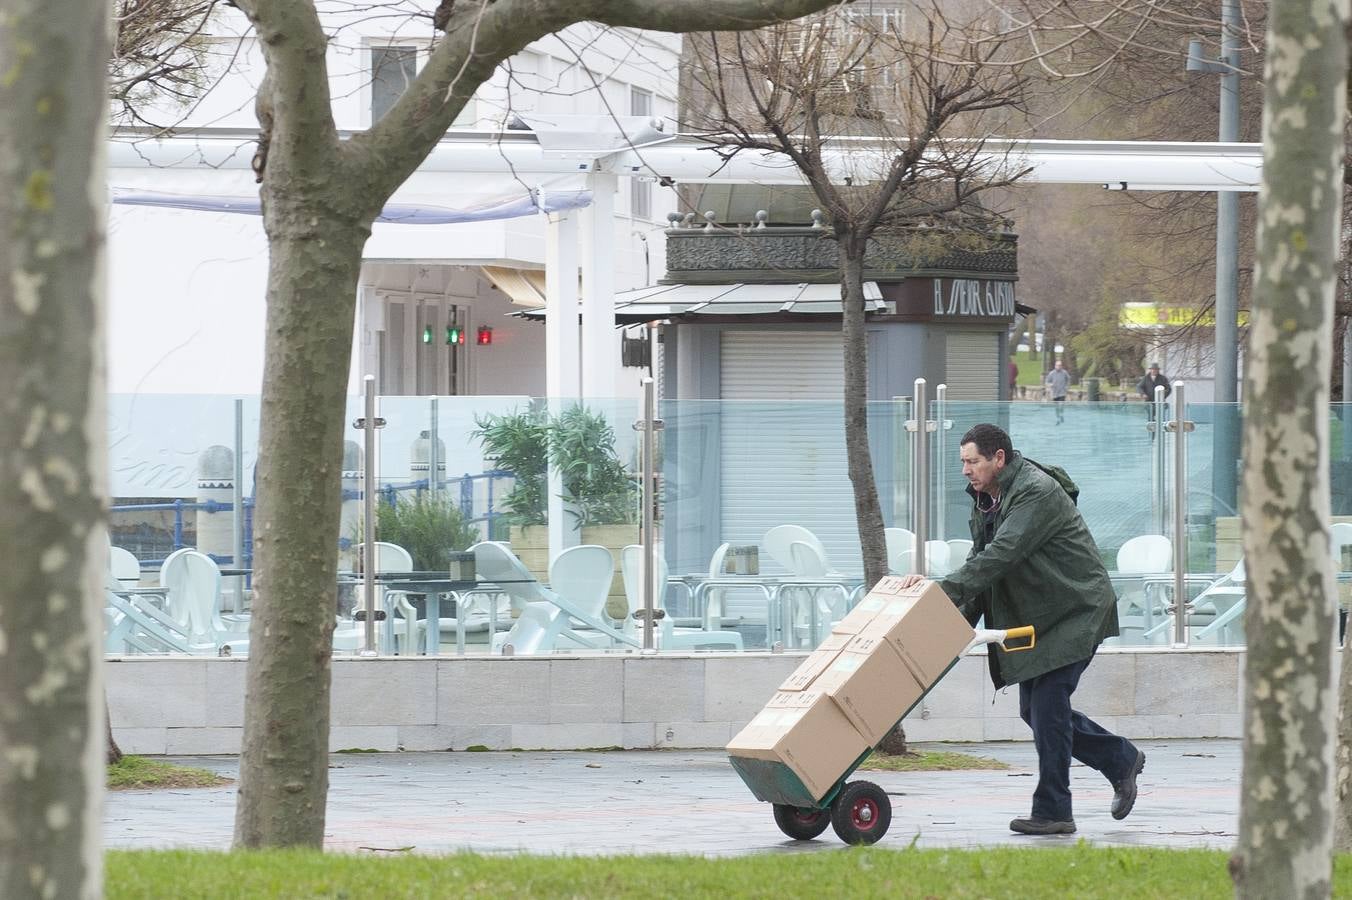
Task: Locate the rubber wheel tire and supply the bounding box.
[830,780,892,845]
[773,803,831,840]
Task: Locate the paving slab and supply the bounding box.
[104,739,1238,855]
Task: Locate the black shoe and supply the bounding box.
[1112,749,1146,820]
[1010,816,1076,835]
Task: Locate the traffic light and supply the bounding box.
[422,324,433,344]
[445,325,464,345]
[476,325,493,346]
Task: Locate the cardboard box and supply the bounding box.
[809,641,926,744]
[831,595,888,636]
[727,689,870,803]
[778,632,851,691]
[858,581,972,684]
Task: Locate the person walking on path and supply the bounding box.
[1045,359,1071,424]
[1137,363,1172,420]
[1008,358,1020,400]
[897,423,1145,836]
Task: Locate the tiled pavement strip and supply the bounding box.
[105,739,1238,856]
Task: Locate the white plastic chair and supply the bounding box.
[1112,534,1172,643]
[764,525,841,575]
[946,539,975,569]
[110,546,142,588]
[620,545,742,651]
[159,549,236,652]
[784,540,850,647]
[884,527,916,574]
[480,543,638,654]
[353,542,415,653]
[703,541,734,631]
[1189,558,1248,644]
[891,541,951,577]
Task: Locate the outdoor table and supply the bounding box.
[682,573,863,648]
[337,572,530,656]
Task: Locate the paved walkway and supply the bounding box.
[105,739,1238,855]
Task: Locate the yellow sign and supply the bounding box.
[1119,303,1251,328]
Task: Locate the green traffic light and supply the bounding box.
[422,325,433,344]
[446,325,460,345]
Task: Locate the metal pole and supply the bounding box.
[361,376,378,656]
[1343,318,1352,458]
[1213,0,1241,512]
[912,378,929,575]
[1171,381,1190,648]
[935,383,947,541]
[640,377,657,653]
[429,397,439,499]
[1153,385,1168,534]
[232,398,245,613]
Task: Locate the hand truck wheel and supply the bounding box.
[772,803,831,840]
[830,780,891,845]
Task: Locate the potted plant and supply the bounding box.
[474,403,640,617]
[374,492,481,571]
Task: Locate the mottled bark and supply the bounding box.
[840,251,889,590]
[1232,1,1347,896]
[229,0,844,850]
[0,0,111,895]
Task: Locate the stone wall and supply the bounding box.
[107,647,1242,755]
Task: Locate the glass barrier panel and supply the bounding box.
[1176,401,1240,647]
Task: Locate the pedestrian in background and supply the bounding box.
[1009,358,1020,401]
[1137,363,1172,419]
[1045,359,1070,424]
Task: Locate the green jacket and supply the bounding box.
[939,453,1119,688]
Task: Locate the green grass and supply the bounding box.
[859,749,1009,772]
[107,756,232,791]
[104,846,1352,899]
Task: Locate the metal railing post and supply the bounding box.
[1152,384,1168,535]
[935,384,947,541]
[232,399,245,613]
[429,397,440,498]
[1167,381,1193,648]
[637,377,662,653]
[357,376,384,657]
[912,378,930,574]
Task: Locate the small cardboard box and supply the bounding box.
[857,581,972,685]
[778,632,851,691]
[727,689,870,803]
[809,641,926,744]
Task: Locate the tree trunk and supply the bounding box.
[232,216,370,849]
[839,250,889,589]
[106,697,122,766]
[0,0,110,895]
[1232,1,1346,895]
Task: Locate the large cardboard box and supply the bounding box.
[829,574,916,635]
[857,581,972,684]
[727,689,870,803]
[809,638,926,744]
[778,632,851,691]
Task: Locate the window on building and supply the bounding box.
[630,87,654,220]
[371,45,418,124]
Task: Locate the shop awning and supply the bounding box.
[516,281,887,323]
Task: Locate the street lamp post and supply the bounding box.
[1186,0,1242,517]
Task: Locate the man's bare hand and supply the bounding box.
[897,574,926,590]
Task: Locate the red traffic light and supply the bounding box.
[476,325,493,346]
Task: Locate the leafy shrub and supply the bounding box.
[374,492,481,570]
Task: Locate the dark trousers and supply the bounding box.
[1018,657,1138,821]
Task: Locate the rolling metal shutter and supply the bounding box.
[944,331,1000,401]
[719,332,859,574]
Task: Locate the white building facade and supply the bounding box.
[109,10,680,400]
